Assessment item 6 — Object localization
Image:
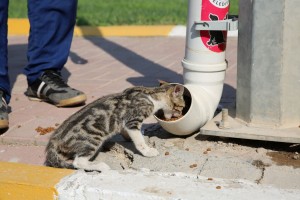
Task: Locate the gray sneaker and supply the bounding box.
[0,91,9,129]
[26,70,87,107]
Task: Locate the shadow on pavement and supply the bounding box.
[76,23,183,86]
[7,43,86,93]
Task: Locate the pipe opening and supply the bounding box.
[154,84,205,136]
[155,84,192,123]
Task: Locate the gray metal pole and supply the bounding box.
[200,0,300,143]
[237,0,300,129]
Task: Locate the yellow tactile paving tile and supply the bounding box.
[0,162,74,200]
[8,18,174,37]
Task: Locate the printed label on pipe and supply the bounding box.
[200,0,229,52]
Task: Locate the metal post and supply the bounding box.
[200,0,300,143]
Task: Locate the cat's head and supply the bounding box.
[159,82,185,120]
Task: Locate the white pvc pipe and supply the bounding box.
[155,0,229,135]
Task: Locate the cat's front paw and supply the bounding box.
[142,147,159,157]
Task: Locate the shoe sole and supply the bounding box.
[0,120,9,129]
[28,94,87,107]
[57,94,87,107]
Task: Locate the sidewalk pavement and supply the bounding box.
[1,35,300,199]
[0,35,236,165]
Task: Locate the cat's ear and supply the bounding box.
[172,85,184,97]
[158,80,169,86]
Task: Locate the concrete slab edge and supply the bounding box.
[1,162,299,200]
[201,113,300,143]
[8,18,238,37]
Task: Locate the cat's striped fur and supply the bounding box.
[44,84,185,171]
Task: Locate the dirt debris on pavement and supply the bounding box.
[267,151,300,168]
[93,123,300,189]
[35,126,56,135]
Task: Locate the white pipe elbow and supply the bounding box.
[154,0,229,136]
[183,59,227,122]
[155,61,226,136]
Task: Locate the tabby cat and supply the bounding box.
[44,84,185,171]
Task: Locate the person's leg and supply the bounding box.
[0,0,9,129]
[0,0,10,103]
[25,0,86,107]
[25,0,77,83]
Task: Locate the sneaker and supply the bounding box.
[26,70,87,107]
[0,90,9,129]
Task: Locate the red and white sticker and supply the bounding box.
[209,0,229,8]
[200,0,229,52]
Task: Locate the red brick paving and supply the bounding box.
[0,36,237,165]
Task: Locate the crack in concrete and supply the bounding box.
[197,157,209,177]
[124,149,134,167]
[255,167,265,184]
[252,160,270,184]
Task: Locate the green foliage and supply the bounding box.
[8,0,239,26]
[8,0,27,18]
[229,0,239,16]
[76,0,187,26]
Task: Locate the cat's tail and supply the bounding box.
[44,143,75,169]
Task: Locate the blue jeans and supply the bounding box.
[0,0,78,103]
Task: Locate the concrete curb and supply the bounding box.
[8,18,238,37]
[1,162,300,200]
[57,170,300,200]
[8,19,174,37]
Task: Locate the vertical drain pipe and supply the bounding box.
[182,0,229,123]
[155,0,233,135]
